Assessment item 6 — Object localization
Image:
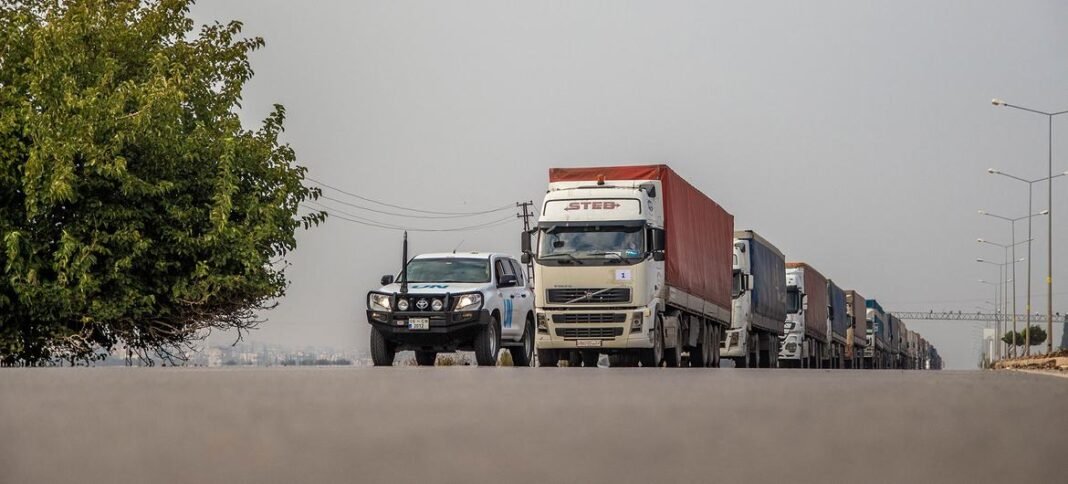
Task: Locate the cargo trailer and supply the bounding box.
[725,230,787,368]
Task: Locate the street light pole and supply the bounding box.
[987,169,1067,355]
[979,210,1046,356]
[992,99,1068,354]
[978,238,1030,357]
[979,257,1024,357]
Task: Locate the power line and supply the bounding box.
[303,204,516,232]
[306,176,513,216]
[318,194,507,220]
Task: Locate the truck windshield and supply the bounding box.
[399,258,490,283]
[538,226,644,263]
[786,286,802,314]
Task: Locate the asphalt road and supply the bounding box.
[1,368,1065,484]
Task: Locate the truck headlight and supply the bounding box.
[369,294,392,312]
[453,293,482,311]
[537,313,548,332]
[631,312,643,330]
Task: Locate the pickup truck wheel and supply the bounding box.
[414,351,437,366]
[639,317,664,367]
[370,327,395,367]
[474,314,501,366]
[509,318,535,367]
[537,349,560,367]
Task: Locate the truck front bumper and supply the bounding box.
[778,333,802,360]
[534,308,654,350]
[367,309,491,351]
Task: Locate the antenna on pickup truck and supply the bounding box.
[400,231,409,294]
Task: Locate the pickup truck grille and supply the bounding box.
[552,313,626,324]
[556,327,624,339]
[546,288,631,304]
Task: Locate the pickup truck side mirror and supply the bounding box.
[380,274,395,286]
[520,231,532,255]
[498,274,518,288]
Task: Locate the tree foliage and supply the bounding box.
[1002,325,1049,349]
[0,0,323,365]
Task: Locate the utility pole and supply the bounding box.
[517,201,535,287]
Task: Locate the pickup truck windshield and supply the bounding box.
[400,258,490,283]
[538,226,644,263]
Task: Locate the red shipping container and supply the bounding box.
[549,165,734,314]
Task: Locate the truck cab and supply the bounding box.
[366,252,535,366]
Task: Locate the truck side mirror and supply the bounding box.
[521,253,531,264]
[498,274,518,288]
[650,228,665,252]
[652,251,665,262]
[746,275,755,290]
[380,274,395,286]
[520,231,532,255]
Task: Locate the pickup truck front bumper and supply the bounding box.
[367,309,491,352]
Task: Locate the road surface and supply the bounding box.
[1,368,1064,483]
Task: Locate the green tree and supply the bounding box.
[1021,325,1047,347]
[1001,331,1024,348]
[0,1,323,365]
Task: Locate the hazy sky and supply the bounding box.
[190,0,1068,369]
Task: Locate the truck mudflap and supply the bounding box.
[367,309,491,351]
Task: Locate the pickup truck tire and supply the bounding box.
[537,349,560,367]
[509,318,535,367]
[474,314,501,367]
[414,351,437,366]
[370,327,395,367]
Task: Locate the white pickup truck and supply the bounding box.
[366,252,536,366]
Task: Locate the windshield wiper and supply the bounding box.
[586,251,629,261]
[539,253,584,265]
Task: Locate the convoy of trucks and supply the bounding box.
[365,163,942,369]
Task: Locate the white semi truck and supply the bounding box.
[523,165,734,367]
[779,262,829,368]
[724,230,787,368]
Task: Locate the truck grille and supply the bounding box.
[546,288,631,304]
[556,327,624,339]
[552,313,627,324]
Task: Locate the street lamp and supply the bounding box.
[978,256,1025,357]
[978,210,1046,356]
[991,98,1068,354]
[987,168,1067,355]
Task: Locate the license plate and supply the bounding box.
[576,340,602,348]
[407,318,430,330]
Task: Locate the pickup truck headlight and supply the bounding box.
[453,293,482,311]
[369,293,392,312]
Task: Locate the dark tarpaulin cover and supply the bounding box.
[740,233,786,331]
[786,262,828,342]
[549,165,733,311]
[827,280,848,339]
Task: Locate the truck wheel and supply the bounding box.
[370,327,396,367]
[664,322,682,367]
[711,326,721,368]
[537,349,560,367]
[581,350,599,367]
[689,325,708,368]
[567,351,582,367]
[639,317,664,367]
[414,351,437,366]
[474,314,501,367]
[509,318,535,367]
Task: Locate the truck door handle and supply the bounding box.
[510,295,516,299]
